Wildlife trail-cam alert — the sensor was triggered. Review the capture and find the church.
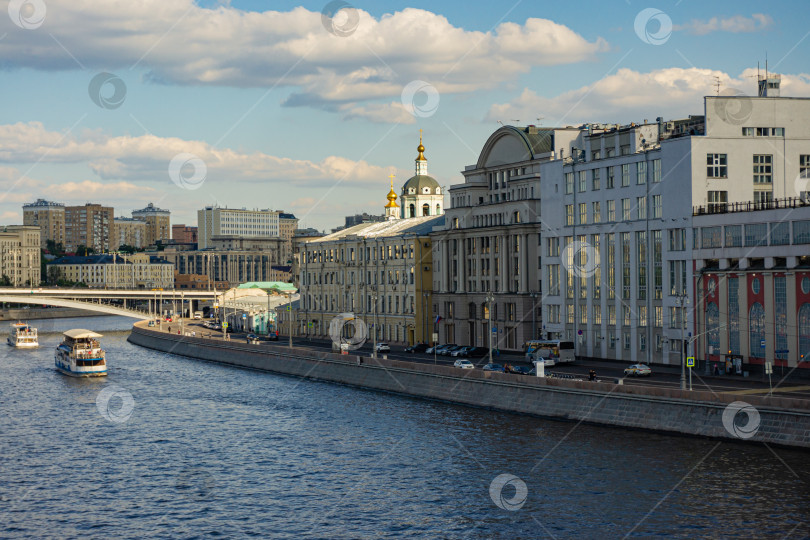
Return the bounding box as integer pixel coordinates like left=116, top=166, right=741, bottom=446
left=384, top=133, right=444, bottom=220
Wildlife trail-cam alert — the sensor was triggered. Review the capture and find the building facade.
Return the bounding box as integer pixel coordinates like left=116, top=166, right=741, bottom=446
left=540, top=83, right=810, bottom=368
left=294, top=214, right=441, bottom=345
left=160, top=246, right=288, bottom=289
left=172, top=224, right=199, bottom=244
left=113, top=217, right=147, bottom=250
left=0, top=225, right=41, bottom=286
left=278, top=213, right=298, bottom=263
left=23, top=199, right=65, bottom=248
left=197, top=206, right=280, bottom=249
left=49, top=253, right=174, bottom=289
left=432, top=125, right=547, bottom=351
left=132, top=203, right=170, bottom=246
left=65, top=203, right=114, bottom=253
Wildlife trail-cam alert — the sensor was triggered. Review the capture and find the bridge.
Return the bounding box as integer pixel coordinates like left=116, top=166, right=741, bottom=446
left=0, top=288, right=222, bottom=320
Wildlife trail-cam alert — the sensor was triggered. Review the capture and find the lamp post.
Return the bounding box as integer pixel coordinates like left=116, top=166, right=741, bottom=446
left=530, top=291, right=539, bottom=341
left=288, top=290, right=293, bottom=348
left=676, top=293, right=688, bottom=390
left=371, top=288, right=378, bottom=359
left=486, top=290, right=494, bottom=365
left=422, top=292, right=429, bottom=344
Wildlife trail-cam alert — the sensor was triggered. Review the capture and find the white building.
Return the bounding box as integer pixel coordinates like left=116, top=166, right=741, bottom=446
left=540, top=78, right=810, bottom=369
left=197, top=206, right=281, bottom=249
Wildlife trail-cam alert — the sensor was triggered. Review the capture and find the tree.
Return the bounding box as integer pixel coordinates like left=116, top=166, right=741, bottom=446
left=75, top=245, right=95, bottom=257
left=0, top=275, right=11, bottom=286
left=45, top=240, right=65, bottom=257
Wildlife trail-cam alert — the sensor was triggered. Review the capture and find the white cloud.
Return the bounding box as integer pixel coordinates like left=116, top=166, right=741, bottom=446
left=341, top=102, right=416, bottom=124
left=0, top=122, right=393, bottom=187
left=0, top=2, right=606, bottom=110
left=675, top=14, right=773, bottom=35
left=487, top=68, right=810, bottom=126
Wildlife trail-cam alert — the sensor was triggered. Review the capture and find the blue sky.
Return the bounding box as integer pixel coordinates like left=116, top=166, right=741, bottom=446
left=0, top=0, right=808, bottom=232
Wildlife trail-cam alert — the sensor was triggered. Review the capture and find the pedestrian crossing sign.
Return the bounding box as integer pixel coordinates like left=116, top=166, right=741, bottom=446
left=686, top=356, right=695, bottom=367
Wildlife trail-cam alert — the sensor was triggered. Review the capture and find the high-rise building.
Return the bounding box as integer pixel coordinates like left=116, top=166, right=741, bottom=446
left=278, top=213, right=298, bottom=264
left=113, top=217, right=147, bottom=250
left=0, top=225, right=41, bottom=286
left=65, top=203, right=114, bottom=253
left=23, top=199, right=65, bottom=249
left=171, top=224, right=198, bottom=244
left=197, top=206, right=280, bottom=249
left=132, top=203, right=170, bottom=246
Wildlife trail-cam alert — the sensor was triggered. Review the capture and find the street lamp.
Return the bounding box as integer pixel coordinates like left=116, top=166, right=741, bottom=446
left=530, top=291, right=539, bottom=341
left=676, top=293, right=688, bottom=390
left=486, top=290, right=495, bottom=365
left=371, top=288, right=378, bottom=359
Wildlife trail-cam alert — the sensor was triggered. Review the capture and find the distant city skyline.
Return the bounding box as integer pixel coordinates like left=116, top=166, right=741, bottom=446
left=1, top=0, right=808, bottom=231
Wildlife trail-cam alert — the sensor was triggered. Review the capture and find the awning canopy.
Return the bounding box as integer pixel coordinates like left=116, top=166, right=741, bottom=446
left=63, top=329, right=103, bottom=339
left=236, top=281, right=297, bottom=293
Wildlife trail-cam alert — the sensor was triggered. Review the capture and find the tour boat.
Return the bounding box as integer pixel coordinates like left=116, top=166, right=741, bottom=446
left=7, top=322, right=38, bottom=348
left=55, top=329, right=107, bottom=377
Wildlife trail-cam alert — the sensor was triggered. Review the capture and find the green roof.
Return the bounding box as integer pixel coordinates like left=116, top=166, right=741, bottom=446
left=237, top=281, right=297, bottom=292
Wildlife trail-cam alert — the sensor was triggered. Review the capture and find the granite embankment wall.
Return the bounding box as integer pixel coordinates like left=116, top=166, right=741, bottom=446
left=128, top=325, right=810, bottom=449
left=0, top=307, right=98, bottom=320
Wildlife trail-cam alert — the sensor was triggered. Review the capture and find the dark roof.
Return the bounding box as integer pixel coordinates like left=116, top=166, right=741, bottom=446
left=402, top=174, right=440, bottom=191
left=51, top=254, right=172, bottom=265
left=279, top=213, right=297, bottom=220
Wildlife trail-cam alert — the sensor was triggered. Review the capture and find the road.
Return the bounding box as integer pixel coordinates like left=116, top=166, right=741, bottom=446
left=170, top=318, right=810, bottom=401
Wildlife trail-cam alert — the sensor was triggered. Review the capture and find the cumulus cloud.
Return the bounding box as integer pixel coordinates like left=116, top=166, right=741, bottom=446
left=0, top=122, right=393, bottom=187
left=486, top=68, right=810, bottom=126
left=0, top=2, right=606, bottom=111
left=675, top=14, right=773, bottom=35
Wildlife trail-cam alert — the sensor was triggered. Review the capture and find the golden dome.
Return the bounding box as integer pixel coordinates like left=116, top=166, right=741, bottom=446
left=385, top=175, right=399, bottom=208
left=416, top=130, right=426, bottom=161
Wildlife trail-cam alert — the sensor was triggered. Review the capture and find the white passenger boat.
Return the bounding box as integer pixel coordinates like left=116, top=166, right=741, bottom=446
left=55, top=329, right=107, bottom=377
left=7, top=322, right=38, bottom=348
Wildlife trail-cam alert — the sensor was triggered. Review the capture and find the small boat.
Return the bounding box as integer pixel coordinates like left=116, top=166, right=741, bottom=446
left=55, top=329, right=107, bottom=377
left=7, top=322, right=38, bottom=348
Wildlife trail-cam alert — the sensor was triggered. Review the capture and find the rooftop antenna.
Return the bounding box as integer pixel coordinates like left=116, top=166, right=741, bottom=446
left=536, top=116, right=544, bottom=125
left=713, top=76, right=722, bottom=95
left=497, top=120, right=504, bottom=126
left=511, top=119, right=521, bottom=124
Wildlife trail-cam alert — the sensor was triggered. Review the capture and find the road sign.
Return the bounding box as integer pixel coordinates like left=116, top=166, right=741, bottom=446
left=432, top=332, right=438, bottom=342
left=686, top=356, right=695, bottom=367
left=775, top=349, right=789, bottom=354
left=222, top=322, right=228, bottom=328
left=577, top=330, right=583, bottom=336
left=242, top=314, right=247, bottom=319
left=761, top=339, right=766, bottom=348
left=765, top=362, right=773, bottom=375
left=492, top=327, right=497, bottom=333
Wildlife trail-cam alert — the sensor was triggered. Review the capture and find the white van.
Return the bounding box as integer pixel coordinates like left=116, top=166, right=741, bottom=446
left=193, top=311, right=203, bottom=320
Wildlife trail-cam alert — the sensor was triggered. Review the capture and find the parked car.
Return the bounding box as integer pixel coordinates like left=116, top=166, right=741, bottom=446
left=265, top=333, right=279, bottom=341
left=510, top=365, right=534, bottom=375
left=429, top=344, right=455, bottom=355
left=246, top=333, right=259, bottom=340
left=450, top=346, right=472, bottom=357
left=376, top=343, right=391, bottom=353
left=453, top=359, right=475, bottom=369
left=147, top=321, right=155, bottom=327
left=405, top=343, right=429, bottom=354
left=624, top=364, right=652, bottom=377
left=441, top=345, right=464, bottom=356
left=464, top=347, right=489, bottom=359
left=482, top=363, right=505, bottom=372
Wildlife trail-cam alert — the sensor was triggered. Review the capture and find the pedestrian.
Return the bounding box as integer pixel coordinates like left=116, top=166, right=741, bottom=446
left=713, top=362, right=719, bottom=376
left=588, top=369, right=596, bottom=382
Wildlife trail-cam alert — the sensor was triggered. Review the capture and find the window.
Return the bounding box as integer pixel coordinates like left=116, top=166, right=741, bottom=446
left=753, top=155, right=772, bottom=184
left=793, top=220, right=810, bottom=244
left=607, top=166, right=615, bottom=188
left=638, top=306, right=647, bottom=327
left=725, top=225, right=742, bottom=247
left=623, top=305, right=631, bottom=326
left=637, top=161, right=647, bottom=184
left=592, top=202, right=601, bottom=223
left=655, top=305, right=663, bottom=327
left=547, top=304, right=560, bottom=324
left=567, top=304, right=574, bottom=324
left=668, top=229, right=686, bottom=251
left=548, top=265, right=560, bottom=295
left=593, top=304, right=602, bottom=324
left=637, top=231, right=647, bottom=300
left=592, top=150, right=601, bottom=160
left=707, top=154, right=727, bottom=178
left=547, top=237, right=560, bottom=257
left=608, top=304, right=616, bottom=325
left=701, top=227, right=722, bottom=248
left=745, top=223, right=768, bottom=247
left=621, top=232, right=631, bottom=299
left=742, top=127, right=754, bottom=136
left=592, top=169, right=601, bottom=190
left=565, top=205, right=574, bottom=226
left=652, top=195, right=662, bottom=218
left=707, top=191, right=727, bottom=212
left=621, top=198, right=631, bottom=221
left=771, top=222, right=790, bottom=246
left=800, top=156, right=810, bottom=200
left=754, top=191, right=773, bottom=206
left=749, top=303, right=765, bottom=357
left=579, top=203, right=587, bottom=225
left=579, top=171, right=587, bottom=192
left=637, top=197, right=647, bottom=219
left=621, top=164, right=630, bottom=187
left=565, top=172, right=574, bottom=194
left=799, top=303, right=810, bottom=362
left=652, top=159, right=661, bottom=183
left=607, top=200, right=616, bottom=222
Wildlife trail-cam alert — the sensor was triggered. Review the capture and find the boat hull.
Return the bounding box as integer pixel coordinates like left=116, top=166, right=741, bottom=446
left=7, top=338, right=39, bottom=348
left=55, top=364, right=107, bottom=377
left=55, top=351, right=107, bottom=377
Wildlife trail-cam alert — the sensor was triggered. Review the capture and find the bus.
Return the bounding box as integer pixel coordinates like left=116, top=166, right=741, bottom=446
left=524, top=340, right=576, bottom=366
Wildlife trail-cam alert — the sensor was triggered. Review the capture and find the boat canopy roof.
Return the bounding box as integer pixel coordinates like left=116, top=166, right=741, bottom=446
left=63, top=329, right=103, bottom=339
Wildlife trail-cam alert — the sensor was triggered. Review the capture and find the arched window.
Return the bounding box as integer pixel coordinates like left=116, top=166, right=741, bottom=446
left=482, top=303, right=489, bottom=320
left=436, top=203, right=441, bottom=215
left=409, top=204, right=415, bottom=218
left=469, top=302, right=476, bottom=319
left=436, top=187, right=441, bottom=194
left=799, top=303, right=810, bottom=362
left=422, top=203, right=430, bottom=216
left=749, top=302, right=765, bottom=357
left=707, top=302, right=719, bottom=354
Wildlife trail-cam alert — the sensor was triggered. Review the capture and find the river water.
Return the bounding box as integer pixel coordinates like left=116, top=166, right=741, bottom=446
left=1, top=316, right=808, bottom=539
